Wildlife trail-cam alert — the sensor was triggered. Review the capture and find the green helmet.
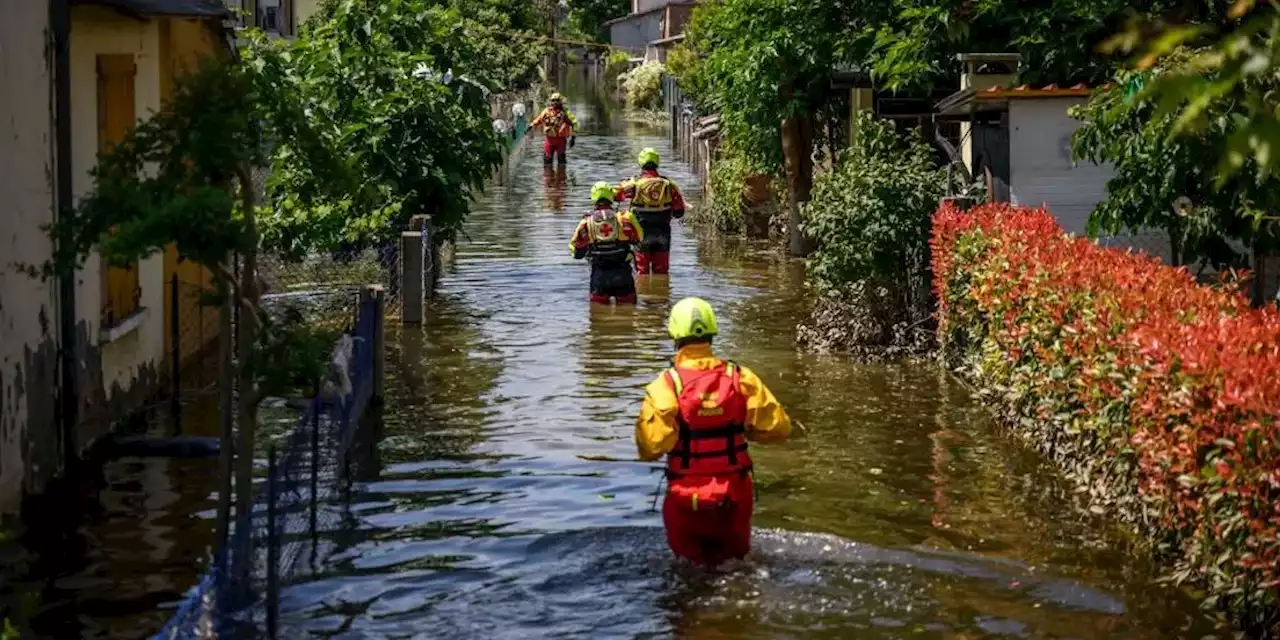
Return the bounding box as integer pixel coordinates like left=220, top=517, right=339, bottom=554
left=638, top=147, right=660, bottom=168
left=668, top=297, right=718, bottom=340
left=590, top=181, right=614, bottom=203
left=550, top=92, right=564, bottom=103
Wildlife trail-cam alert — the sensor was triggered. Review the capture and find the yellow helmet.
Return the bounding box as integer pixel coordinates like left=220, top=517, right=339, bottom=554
left=590, top=181, right=614, bottom=203
left=638, top=147, right=660, bottom=167
left=550, top=92, right=564, bottom=102
left=668, top=297, right=718, bottom=340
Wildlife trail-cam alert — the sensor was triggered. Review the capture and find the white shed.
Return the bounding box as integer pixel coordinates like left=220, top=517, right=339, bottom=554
left=937, top=82, right=1172, bottom=263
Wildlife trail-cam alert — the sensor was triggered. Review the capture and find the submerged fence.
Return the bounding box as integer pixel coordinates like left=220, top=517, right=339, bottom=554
left=153, top=286, right=385, bottom=639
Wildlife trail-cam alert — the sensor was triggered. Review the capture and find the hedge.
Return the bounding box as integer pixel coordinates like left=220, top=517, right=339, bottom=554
left=931, top=202, right=1280, bottom=633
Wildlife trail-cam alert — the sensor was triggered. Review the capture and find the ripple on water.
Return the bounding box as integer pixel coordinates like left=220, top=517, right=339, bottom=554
left=280, top=85, right=1219, bottom=640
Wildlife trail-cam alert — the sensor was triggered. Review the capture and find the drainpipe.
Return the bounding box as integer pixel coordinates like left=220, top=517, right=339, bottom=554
left=51, top=0, right=79, bottom=476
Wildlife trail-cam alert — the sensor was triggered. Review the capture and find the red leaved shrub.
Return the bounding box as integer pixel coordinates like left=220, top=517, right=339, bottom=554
left=932, top=202, right=1280, bottom=633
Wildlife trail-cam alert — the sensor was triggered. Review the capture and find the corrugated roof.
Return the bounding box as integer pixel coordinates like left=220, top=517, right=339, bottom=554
left=935, top=82, right=1110, bottom=118
left=71, top=0, right=228, bottom=18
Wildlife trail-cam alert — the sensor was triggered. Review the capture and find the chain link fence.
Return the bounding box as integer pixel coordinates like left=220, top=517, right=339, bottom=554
left=248, top=166, right=403, bottom=328
left=153, top=288, right=384, bottom=640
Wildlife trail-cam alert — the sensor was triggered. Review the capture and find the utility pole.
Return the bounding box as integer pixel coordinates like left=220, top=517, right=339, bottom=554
left=545, top=0, right=559, bottom=88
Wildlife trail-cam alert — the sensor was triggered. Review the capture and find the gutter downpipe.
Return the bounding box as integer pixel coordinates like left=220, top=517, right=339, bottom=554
left=52, top=0, right=80, bottom=478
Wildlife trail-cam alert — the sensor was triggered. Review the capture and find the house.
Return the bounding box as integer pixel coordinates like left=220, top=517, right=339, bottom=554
left=645, top=32, right=683, bottom=64
left=0, top=0, right=229, bottom=515
left=935, top=53, right=1172, bottom=262
left=226, top=0, right=299, bottom=37
left=608, top=0, right=695, bottom=59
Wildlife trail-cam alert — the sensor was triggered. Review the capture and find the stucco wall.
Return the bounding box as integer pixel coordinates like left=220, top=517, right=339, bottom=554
left=69, top=6, right=167, bottom=441
left=295, top=0, right=320, bottom=27
left=610, top=12, right=661, bottom=53
left=0, top=0, right=61, bottom=514
left=665, top=4, right=693, bottom=38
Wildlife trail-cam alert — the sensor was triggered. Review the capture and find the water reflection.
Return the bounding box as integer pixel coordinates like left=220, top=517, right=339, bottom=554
left=542, top=164, right=568, bottom=213
left=273, top=76, right=1221, bottom=639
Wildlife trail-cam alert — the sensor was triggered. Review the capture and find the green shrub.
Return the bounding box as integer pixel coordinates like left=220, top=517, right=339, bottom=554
left=604, top=49, right=631, bottom=81
left=802, top=114, right=945, bottom=291
left=618, top=60, right=665, bottom=111
left=694, top=143, right=779, bottom=234
left=934, top=203, right=1280, bottom=635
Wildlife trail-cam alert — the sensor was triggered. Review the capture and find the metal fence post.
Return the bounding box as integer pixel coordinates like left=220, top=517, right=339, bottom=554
left=309, top=382, right=320, bottom=563
left=170, top=273, right=181, bottom=435
left=361, top=285, right=386, bottom=403
left=266, top=445, right=279, bottom=639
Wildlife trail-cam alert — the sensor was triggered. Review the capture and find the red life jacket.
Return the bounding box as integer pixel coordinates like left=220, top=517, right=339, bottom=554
left=664, top=361, right=752, bottom=477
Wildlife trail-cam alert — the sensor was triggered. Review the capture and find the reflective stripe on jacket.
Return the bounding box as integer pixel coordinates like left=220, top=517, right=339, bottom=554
left=531, top=106, right=578, bottom=138
left=570, top=207, right=643, bottom=261
left=616, top=170, right=686, bottom=218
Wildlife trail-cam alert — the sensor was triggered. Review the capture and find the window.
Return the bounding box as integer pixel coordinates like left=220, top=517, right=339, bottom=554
left=97, top=54, right=142, bottom=329
left=262, top=6, right=279, bottom=31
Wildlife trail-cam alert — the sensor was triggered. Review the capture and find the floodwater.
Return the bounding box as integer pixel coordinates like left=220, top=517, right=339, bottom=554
left=1, top=74, right=1221, bottom=639
left=281, top=81, right=1221, bottom=637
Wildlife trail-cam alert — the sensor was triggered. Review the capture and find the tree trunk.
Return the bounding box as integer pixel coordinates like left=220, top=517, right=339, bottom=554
left=233, top=164, right=260, bottom=577
left=782, top=114, right=816, bottom=256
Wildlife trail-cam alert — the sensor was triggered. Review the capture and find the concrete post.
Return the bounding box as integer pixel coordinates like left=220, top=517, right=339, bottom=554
left=400, top=222, right=425, bottom=327
left=361, top=284, right=386, bottom=402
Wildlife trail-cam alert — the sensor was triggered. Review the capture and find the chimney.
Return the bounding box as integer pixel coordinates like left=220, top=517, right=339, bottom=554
left=957, top=53, right=1021, bottom=92
left=956, top=53, right=1020, bottom=177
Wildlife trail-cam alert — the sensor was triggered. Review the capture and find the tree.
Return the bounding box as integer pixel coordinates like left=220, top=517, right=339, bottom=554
left=43, top=0, right=545, bottom=563
left=269, top=0, right=545, bottom=252
left=1070, top=1, right=1280, bottom=272
left=676, top=0, right=859, bottom=254
left=1102, top=1, right=1280, bottom=184
left=566, top=0, right=628, bottom=43
left=44, top=51, right=349, bottom=559
left=1071, top=64, right=1280, bottom=268
left=672, top=0, right=1232, bottom=255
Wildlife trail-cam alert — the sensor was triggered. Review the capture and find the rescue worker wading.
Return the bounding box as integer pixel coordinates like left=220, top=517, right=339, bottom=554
left=571, top=182, right=644, bottom=305
left=616, top=148, right=685, bottom=275
left=528, top=92, right=578, bottom=167
left=635, top=298, right=792, bottom=566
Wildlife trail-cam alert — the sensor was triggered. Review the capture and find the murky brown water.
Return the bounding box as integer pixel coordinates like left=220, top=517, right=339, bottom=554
left=280, top=86, right=1221, bottom=638
left=4, top=75, right=1223, bottom=639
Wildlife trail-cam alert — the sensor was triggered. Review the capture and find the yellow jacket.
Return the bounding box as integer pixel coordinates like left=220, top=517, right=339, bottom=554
left=635, top=343, right=792, bottom=461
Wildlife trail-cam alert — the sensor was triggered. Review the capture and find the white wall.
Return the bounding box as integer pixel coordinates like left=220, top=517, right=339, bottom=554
left=70, top=7, right=168, bottom=403
left=0, top=0, right=61, bottom=514
left=295, top=0, right=320, bottom=26
left=1009, top=98, right=1172, bottom=262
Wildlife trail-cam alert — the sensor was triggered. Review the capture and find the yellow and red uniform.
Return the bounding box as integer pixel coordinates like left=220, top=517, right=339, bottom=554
left=615, top=169, right=685, bottom=274
left=530, top=105, right=578, bottom=165
left=635, top=343, right=791, bottom=565
left=570, top=205, right=643, bottom=304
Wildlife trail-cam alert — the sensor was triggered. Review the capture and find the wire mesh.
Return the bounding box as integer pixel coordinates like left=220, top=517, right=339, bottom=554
left=152, top=291, right=380, bottom=640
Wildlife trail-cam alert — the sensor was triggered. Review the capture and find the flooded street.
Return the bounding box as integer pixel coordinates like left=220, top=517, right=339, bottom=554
left=279, top=85, right=1219, bottom=638
left=0, top=81, right=1219, bottom=639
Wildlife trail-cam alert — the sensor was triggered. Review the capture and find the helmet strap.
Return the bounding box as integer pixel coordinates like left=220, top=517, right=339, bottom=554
left=674, top=336, right=713, bottom=350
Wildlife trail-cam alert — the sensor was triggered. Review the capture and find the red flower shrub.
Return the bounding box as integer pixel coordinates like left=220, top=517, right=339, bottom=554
left=932, top=202, right=1280, bottom=633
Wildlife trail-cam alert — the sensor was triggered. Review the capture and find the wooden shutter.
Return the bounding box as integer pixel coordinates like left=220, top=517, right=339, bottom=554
left=97, top=54, right=141, bottom=328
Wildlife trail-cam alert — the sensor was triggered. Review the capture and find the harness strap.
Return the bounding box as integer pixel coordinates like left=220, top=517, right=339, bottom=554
left=686, top=443, right=749, bottom=459
left=631, top=206, right=673, bottom=215
left=684, top=425, right=746, bottom=439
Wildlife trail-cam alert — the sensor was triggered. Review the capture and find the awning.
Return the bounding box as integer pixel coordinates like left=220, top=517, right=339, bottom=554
left=648, top=33, right=685, bottom=47
left=935, top=83, right=1100, bottom=119
left=71, top=0, right=229, bottom=18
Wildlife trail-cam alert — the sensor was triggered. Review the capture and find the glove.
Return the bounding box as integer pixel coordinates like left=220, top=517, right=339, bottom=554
left=569, top=136, right=576, bottom=149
